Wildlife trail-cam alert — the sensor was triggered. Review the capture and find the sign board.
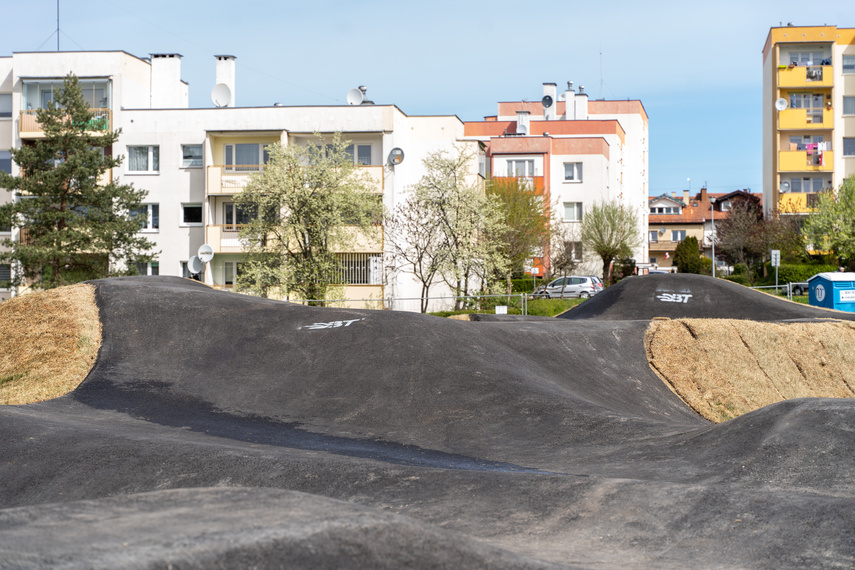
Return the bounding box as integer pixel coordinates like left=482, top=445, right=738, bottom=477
left=495, top=305, right=508, bottom=315
left=841, top=290, right=855, bottom=302
left=771, top=250, right=781, bottom=267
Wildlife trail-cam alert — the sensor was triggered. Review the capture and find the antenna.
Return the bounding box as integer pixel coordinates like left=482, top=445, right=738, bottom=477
left=599, top=44, right=603, bottom=100
left=775, top=98, right=788, bottom=111
left=346, top=88, right=364, bottom=105
left=211, top=83, right=232, bottom=108
left=541, top=95, right=553, bottom=109
left=56, top=0, right=60, bottom=51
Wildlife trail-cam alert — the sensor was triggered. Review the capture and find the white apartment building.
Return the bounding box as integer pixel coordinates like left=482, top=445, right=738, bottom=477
left=463, top=82, right=649, bottom=277
left=0, top=50, right=477, bottom=309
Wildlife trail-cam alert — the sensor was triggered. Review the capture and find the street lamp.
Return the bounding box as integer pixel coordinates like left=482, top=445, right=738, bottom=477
left=709, top=196, right=716, bottom=278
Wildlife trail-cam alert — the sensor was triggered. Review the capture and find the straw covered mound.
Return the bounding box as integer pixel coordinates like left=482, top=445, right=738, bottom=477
left=0, top=284, right=100, bottom=405
left=646, top=318, right=855, bottom=422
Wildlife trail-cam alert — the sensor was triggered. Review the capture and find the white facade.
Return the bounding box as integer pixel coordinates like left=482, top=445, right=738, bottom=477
left=0, top=50, right=476, bottom=310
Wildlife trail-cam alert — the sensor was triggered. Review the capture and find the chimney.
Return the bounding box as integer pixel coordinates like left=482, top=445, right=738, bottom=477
left=214, top=55, right=237, bottom=107
left=683, top=190, right=690, bottom=203
left=542, top=82, right=557, bottom=120
left=516, top=111, right=530, bottom=135
left=576, top=85, right=588, bottom=120
left=565, top=81, right=575, bottom=120
left=150, top=53, right=184, bottom=109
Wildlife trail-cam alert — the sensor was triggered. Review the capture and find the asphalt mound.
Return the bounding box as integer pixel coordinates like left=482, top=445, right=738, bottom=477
left=1, top=276, right=854, bottom=568
left=562, top=273, right=855, bottom=321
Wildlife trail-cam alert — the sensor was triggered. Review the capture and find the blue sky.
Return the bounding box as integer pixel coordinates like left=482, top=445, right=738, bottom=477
left=1, top=1, right=852, bottom=196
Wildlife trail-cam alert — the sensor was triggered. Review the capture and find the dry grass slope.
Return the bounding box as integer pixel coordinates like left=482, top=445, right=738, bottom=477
left=646, top=318, right=855, bottom=422
left=0, top=284, right=101, bottom=405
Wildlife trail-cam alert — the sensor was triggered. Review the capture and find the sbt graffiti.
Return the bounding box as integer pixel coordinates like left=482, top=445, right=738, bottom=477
left=299, top=318, right=364, bottom=330
left=655, top=293, right=693, bottom=304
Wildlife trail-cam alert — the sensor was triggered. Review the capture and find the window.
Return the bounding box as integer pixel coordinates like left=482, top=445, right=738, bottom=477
left=182, top=144, right=202, bottom=167
left=564, top=162, right=583, bottom=182
left=182, top=203, right=203, bottom=225
left=648, top=231, right=659, bottom=243
left=224, top=143, right=268, bottom=172
left=565, top=241, right=583, bottom=262
left=844, top=138, right=855, bottom=157
left=0, top=264, right=10, bottom=287
left=135, top=261, right=159, bottom=276
left=563, top=202, right=583, bottom=222
left=334, top=253, right=382, bottom=285
left=128, top=145, right=159, bottom=173
left=788, top=51, right=827, bottom=66
left=507, top=159, right=534, bottom=177
left=844, top=55, right=855, bottom=74
left=0, top=94, right=11, bottom=118
left=843, top=97, right=855, bottom=116
left=344, top=144, right=373, bottom=166
left=786, top=176, right=826, bottom=193
left=671, top=230, right=686, bottom=242
left=650, top=206, right=681, bottom=215
left=131, top=203, right=159, bottom=231
left=224, top=203, right=253, bottom=229
left=789, top=93, right=825, bottom=123
left=223, top=261, right=243, bottom=286
left=0, top=150, right=11, bottom=174
left=649, top=257, right=657, bottom=264
left=788, top=134, right=825, bottom=150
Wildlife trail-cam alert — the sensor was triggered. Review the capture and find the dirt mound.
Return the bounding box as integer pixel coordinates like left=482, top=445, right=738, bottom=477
left=562, top=273, right=855, bottom=321
left=646, top=318, right=855, bottom=422
left=0, top=284, right=100, bottom=405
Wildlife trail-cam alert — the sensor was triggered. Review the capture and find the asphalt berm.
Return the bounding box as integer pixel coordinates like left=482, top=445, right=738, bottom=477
left=1, top=275, right=854, bottom=569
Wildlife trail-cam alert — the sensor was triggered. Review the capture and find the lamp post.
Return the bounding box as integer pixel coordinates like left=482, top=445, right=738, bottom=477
left=709, top=196, right=716, bottom=278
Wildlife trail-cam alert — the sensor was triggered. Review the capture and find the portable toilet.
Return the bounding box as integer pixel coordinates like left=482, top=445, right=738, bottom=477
left=808, top=272, right=855, bottom=312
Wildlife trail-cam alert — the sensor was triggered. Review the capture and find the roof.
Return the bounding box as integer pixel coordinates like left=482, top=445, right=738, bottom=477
left=648, top=190, right=761, bottom=225
left=808, top=272, right=855, bottom=283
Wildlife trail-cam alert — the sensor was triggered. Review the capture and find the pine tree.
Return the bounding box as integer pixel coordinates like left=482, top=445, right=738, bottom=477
left=0, top=74, right=155, bottom=289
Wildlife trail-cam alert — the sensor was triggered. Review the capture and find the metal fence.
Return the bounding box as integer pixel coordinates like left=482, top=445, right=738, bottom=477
left=290, top=293, right=533, bottom=314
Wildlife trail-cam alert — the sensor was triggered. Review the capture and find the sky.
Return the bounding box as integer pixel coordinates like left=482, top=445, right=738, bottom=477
left=1, top=0, right=852, bottom=197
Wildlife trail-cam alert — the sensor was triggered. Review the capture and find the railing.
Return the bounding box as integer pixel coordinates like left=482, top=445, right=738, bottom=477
left=778, top=150, right=833, bottom=171
left=207, top=164, right=385, bottom=195
left=19, top=108, right=112, bottom=137
left=206, top=225, right=246, bottom=253
left=778, top=108, right=833, bottom=130
left=777, top=64, right=833, bottom=88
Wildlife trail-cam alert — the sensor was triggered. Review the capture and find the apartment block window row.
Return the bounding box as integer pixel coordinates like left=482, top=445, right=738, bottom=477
left=564, top=162, right=583, bottom=182
left=650, top=206, right=680, bottom=215
left=563, top=202, right=583, bottom=222
left=507, top=159, right=535, bottom=177
left=785, top=176, right=827, bottom=193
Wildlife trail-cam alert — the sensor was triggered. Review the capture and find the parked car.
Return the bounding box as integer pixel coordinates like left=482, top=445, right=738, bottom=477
left=788, top=281, right=809, bottom=296
left=532, top=276, right=600, bottom=299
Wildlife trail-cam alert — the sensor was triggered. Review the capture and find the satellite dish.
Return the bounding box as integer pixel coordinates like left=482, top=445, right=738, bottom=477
left=211, top=83, right=232, bottom=108
left=388, top=148, right=404, bottom=166
left=542, top=95, right=553, bottom=108
left=775, top=98, right=788, bottom=111
left=346, top=88, right=364, bottom=106
left=197, top=244, right=214, bottom=263
left=188, top=256, right=204, bottom=275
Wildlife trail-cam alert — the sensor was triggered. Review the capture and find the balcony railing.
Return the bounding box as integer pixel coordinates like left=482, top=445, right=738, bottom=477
left=778, top=150, right=833, bottom=172
left=19, top=108, right=112, bottom=138
left=207, top=164, right=386, bottom=196
left=777, top=64, right=833, bottom=88
left=779, top=192, right=819, bottom=214
left=778, top=108, right=833, bottom=130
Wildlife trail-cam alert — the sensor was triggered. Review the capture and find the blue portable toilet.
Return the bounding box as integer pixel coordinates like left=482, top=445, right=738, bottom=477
left=808, top=272, right=855, bottom=313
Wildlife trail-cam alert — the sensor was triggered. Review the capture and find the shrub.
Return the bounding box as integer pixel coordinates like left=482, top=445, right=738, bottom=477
left=724, top=274, right=750, bottom=286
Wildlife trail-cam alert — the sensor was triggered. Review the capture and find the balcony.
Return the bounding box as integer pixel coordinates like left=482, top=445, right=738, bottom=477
left=778, top=108, right=833, bottom=130
left=778, top=150, right=834, bottom=172
left=779, top=192, right=819, bottom=214
left=207, top=164, right=386, bottom=196
left=205, top=224, right=384, bottom=254
left=19, top=109, right=112, bottom=139
left=777, top=65, right=833, bottom=88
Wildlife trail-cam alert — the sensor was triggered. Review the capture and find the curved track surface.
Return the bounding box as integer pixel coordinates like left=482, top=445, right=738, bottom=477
left=1, top=276, right=854, bottom=568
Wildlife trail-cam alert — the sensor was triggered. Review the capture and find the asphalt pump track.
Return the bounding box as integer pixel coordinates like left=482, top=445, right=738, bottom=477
left=1, top=275, right=854, bottom=568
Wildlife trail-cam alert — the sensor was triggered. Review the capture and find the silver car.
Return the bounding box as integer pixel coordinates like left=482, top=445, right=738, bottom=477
left=533, top=276, right=600, bottom=299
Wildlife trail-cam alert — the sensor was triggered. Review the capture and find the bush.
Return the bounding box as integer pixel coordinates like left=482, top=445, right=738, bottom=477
left=511, top=277, right=545, bottom=293
left=724, top=274, right=751, bottom=286
left=700, top=257, right=713, bottom=276
left=767, top=263, right=838, bottom=284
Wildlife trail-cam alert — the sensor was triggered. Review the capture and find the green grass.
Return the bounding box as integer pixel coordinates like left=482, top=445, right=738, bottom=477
left=430, top=297, right=586, bottom=318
